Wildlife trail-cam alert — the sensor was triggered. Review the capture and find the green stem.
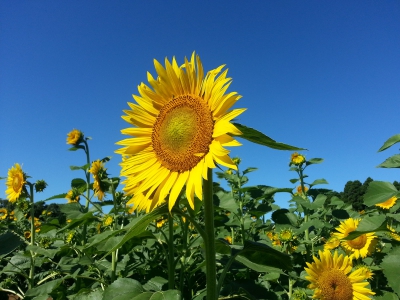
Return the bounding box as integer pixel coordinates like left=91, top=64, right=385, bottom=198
left=167, top=213, right=175, bottom=289
left=28, top=183, right=35, bottom=289
left=110, top=180, right=117, bottom=283
left=298, top=168, right=309, bottom=242
left=204, top=168, right=217, bottom=300
left=216, top=252, right=239, bottom=296
left=82, top=139, right=91, bottom=245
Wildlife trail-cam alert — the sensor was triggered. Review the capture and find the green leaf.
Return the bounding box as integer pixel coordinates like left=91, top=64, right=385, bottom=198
left=289, top=178, right=299, bottom=184
left=0, top=231, right=22, bottom=256
left=377, top=154, right=400, bottom=168
left=142, top=276, right=168, bottom=292
left=364, top=181, right=399, bottom=206
left=101, top=205, right=168, bottom=258
left=103, top=278, right=143, bottom=300
left=272, top=209, right=298, bottom=226
left=380, top=247, right=400, bottom=296
left=214, top=191, right=239, bottom=213
left=86, top=230, right=123, bottom=249
left=344, top=216, right=388, bottom=240
left=310, top=194, right=327, bottom=209
left=378, top=134, right=400, bottom=152
left=69, top=289, right=103, bottom=300
left=309, top=178, right=328, bottom=187
left=70, top=163, right=90, bottom=171
left=375, top=292, right=400, bottom=300
left=57, top=211, right=96, bottom=233
left=237, top=240, right=292, bottom=271
left=243, top=167, right=258, bottom=175
left=44, top=193, right=67, bottom=201
left=215, top=239, right=232, bottom=255
left=26, top=245, right=58, bottom=259
left=306, top=158, right=324, bottom=165
left=296, top=219, right=325, bottom=235
left=71, top=178, right=87, bottom=189
left=24, top=278, right=63, bottom=298
left=233, top=123, right=305, bottom=151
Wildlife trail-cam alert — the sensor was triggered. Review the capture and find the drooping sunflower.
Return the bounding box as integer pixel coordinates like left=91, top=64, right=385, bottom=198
left=324, top=235, right=340, bottom=250
left=0, top=208, right=8, bottom=220
left=333, top=218, right=377, bottom=259
left=65, top=189, right=81, bottom=203
left=89, top=160, right=107, bottom=201
left=5, top=163, right=26, bottom=202
left=305, top=250, right=375, bottom=300
left=375, top=196, right=398, bottom=209
left=66, top=129, right=83, bottom=145
left=387, top=225, right=400, bottom=242
left=116, top=53, right=245, bottom=212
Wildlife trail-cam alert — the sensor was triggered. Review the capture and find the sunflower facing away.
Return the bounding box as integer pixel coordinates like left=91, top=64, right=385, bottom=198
left=89, top=160, right=107, bottom=201
left=116, top=52, right=245, bottom=212
left=5, top=163, right=26, bottom=202
left=375, top=196, right=398, bottom=209
left=333, top=218, right=377, bottom=259
left=305, top=250, right=375, bottom=300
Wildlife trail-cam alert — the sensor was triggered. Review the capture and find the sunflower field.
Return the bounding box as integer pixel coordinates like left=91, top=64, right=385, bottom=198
left=1, top=54, right=400, bottom=300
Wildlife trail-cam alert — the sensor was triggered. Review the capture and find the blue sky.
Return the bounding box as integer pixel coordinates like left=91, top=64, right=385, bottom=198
left=1, top=1, right=399, bottom=208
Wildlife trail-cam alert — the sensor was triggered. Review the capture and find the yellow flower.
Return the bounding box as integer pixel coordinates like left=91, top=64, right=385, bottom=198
left=66, top=231, right=75, bottom=243
left=291, top=152, right=305, bottom=165
left=65, top=189, right=80, bottom=203
left=296, top=185, right=309, bottom=194
left=225, top=236, right=232, bottom=244
left=66, top=129, right=83, bottom=145
left=103, top=215, right=113, bottom=227
left=279, top=229, right=294, bottom=242
left=333, top=218, right=377, bottom=259
left=116, top=52, right=244, bottom=213
left=324, top=236, right=340, bottom=250
left=305, top=250, right=375, bottom=300
left=89, top=160, right=107, bottom=201
left=9, top=210, right=17, bottom=221
left=67, top=219, right=72, bottom=223
left=375, top=196, right=398, bottom=209
left=0, top=208, right=8, bottom=220
left=5, top=163, right=26, bottom=202
left=387, top=225, right=400, bottom=242
left=156, top=218, right=166, bottom=228
left=266, top=231, right=274, bottom=240
left=354, top=265, right=374, bottom=280
left=24, top=231, right=31, bottom=239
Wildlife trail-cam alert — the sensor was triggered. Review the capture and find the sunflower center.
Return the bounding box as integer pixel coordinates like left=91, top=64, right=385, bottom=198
left=347, top=234, right=367, bottom=249
left=13, top=176, right=22, bottom=193
left=152, top=94, right=214, bottom=172
left=318, top=269, right=353, bottom=300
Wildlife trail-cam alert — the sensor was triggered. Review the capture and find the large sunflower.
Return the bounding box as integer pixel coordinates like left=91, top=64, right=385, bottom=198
left=5, top=163, right=26, bottom=202
left=116, top=53, right=244, bottom=212
left=333, top=218, right=377, bottom=259
left=305, top=250, right=375, bottom=300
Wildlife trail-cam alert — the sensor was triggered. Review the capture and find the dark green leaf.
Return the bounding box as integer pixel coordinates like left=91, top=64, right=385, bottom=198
left=233, top=123, right=305, bottom=151
left=332, top=209, right=350, bottom=219
left=0, top=231, right=22, bottom=256
left=215, top=239, right=232, bottom=255
left=378, top=134, right=400, bottom=152
left=44, top=193, right=67, bottom=201
left=214, top=191, right=239, bottom=213
left=243, top=167, right=258, bottom=175
left=142, top=276, right=167, bottom=292
left=309, top=178, right=328, bottom=187
left=24, top=278, right=63, bottom=298
left=272, top=209, right=298, bottom=226
left=103, top=278, right=143, bottom=300
left=306, top=158, right=324, bottom=165
left=310, top=194, right=327, bottom=209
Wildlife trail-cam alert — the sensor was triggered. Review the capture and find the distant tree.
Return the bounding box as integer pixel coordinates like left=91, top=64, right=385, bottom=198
left=341, top=180, right=365, bottom=211
left=393, top=181, right=400, bottom=190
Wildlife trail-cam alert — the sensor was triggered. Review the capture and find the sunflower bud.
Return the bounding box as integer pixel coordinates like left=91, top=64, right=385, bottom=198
left=35, top=180, right=48, bottom=192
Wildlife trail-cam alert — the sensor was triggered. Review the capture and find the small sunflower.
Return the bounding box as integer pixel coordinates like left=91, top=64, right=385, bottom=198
left=296, top=185, right=309, bottom=195
left=103, top=215, right=113, bottom=227
left=224, top=236, right=232, bottom=244
left=156, top=218, right=166, bottom=228
left=0, top=208, right=8, bottom=220
left=116, top=52, right=244, bottom=213
left=333, top=218, right=377, bottom=259
left=387, top=225, right=400, bottom=242
left=279, top=229, right=294, bottom=242
left=5, top=163, right=26, bottom=202
left=375, top=196, right=398, bottom=209
left=89, top=160, right=108, bottom=201
left=354, top=265, right=374, bottom=280
left=65, top=189, right=81, bottom=203
left=324, top=235, right=340, bottom=250
left=9, top=210, right=17, bottom=221
left=305, top=250, right=375, bottom=300
left=24, top=231, right=31, bottom=239
left=66, top=129, right=83, bottom=145
left=291, top=152, right=305, bottom=165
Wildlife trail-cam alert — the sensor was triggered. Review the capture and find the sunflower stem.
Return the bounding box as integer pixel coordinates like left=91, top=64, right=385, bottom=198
left=110, top=179, right=117, bottom=283
left=28, top=183, right=35, bottom=290
left=167, top=213, right=175, bottom=289
left=204, top=168, right=217, bottom=300
left=82, top=139, right=91, bottom=245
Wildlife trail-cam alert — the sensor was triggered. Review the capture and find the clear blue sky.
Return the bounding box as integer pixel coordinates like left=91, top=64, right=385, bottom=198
left=1, top=1, right=399, bottom=208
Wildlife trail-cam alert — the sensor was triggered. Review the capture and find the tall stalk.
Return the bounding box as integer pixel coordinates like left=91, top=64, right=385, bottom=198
left=203, top=168, right=217, bottom=300
left=28, top=183, right=35, bottom=289
left=82, top=139, right=91, bottom=245
left=167, top=213, right=175, bottom=289
left=110, top=179, right=117, bottom=283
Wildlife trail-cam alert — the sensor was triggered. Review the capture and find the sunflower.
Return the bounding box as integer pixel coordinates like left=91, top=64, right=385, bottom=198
left=375, top=196, right=398, bottom=209
left=224, top=236, right=232, bottom=244
left=333, top=218, right=377, bottom=259
left=116, top=52, right=244, bottom=212
left=387, top=225, right=400, bottom=242
left=305, top=250, right=375, bottom=300
left=324, top=235, right=340, bottom=250
left=24, top=231, right=31, bottom=239
left=279, top=228, right=294, bottom=242
left=89, top=160, right=107, bottom=201
left=0, top=208, right=8, bottom=220
left=291, top=152, right=305, bottom=165
left=66, top=129, right=83, bottom=145
left=5, top=163, right=26, bottom=202
left=296, top=185, right=309, bottom=195
left=65, top=189, right=80, bottom=203
left=103, top=215, right=113, bottom=227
